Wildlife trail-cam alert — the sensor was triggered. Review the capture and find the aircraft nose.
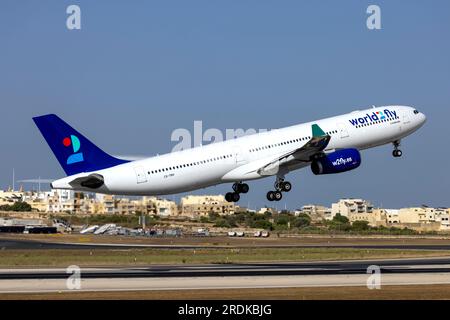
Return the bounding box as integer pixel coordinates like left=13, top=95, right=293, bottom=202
left=411, top=107, right=426, bottom=127
left=419, top=112, right=427, bottom=125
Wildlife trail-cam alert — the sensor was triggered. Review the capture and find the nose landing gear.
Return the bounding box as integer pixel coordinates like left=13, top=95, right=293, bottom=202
left=392, top=140, right=402, bottom=158
left=267, top=190, right=282, bottom=201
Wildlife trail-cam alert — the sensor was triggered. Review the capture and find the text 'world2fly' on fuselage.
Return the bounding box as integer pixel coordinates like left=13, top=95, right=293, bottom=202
left=33, top=105, right=426, bottom=202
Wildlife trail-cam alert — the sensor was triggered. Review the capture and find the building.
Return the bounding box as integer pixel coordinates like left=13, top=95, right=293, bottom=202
left=330, top=198, right=374, bottom=221
left=394, top=207, right=450, bottom=231
left=435, top=208, right=450, bottom=231
left=152, top=198, right=178, bottom=217
left=95, top=194, right=115, bottom=214
left=115, top=198, right=138, bottom=215
left=0, top=190, right=25, bottom=206
left=180, top=195, right=235, bottom=218
left=385, top=209, right=399, bottom=224
left=368, top=208, right=388, bottom=227
left=398, top=207, right=432, bottom=224
left=257, top=207, right=278, bottom=215
left=3, top=188, right=236, bottom=218
left=45, top=190, right=72, bottom=213
left=297, top=205, right=331, bottom=222
left=142, top=197, right=178, bottom=217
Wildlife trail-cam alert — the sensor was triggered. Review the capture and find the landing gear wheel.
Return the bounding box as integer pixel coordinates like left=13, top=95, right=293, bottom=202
left=225, top=192, right=233, bottom=202
left=233, top=182, right=249, bottom=194
left=280, top=181, right=292, bottom=192
left=392, top=150, right=402, bottom=157
left=267, top=191, right=275, bottom=201
left=225, top=192, right=240, bottom=202
left=240, top=183, right=249, bottom=194
left=274, top=191, right=283, bottom=201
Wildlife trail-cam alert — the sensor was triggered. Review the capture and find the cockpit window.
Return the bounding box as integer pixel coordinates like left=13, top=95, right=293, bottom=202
left=413, top=110, right=419, bottom=114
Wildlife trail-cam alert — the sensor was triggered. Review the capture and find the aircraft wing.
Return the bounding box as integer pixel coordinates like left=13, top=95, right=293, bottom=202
left=256, top=124, right=331, bottom=176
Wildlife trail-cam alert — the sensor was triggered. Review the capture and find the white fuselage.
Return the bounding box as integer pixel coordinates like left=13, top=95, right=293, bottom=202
left=52, top=105, right=426, bottom=195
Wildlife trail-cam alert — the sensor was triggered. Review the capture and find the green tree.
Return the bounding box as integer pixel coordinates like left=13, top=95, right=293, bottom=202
left=275, top=216, right=289, bottom=226
left=0, top=204, right=11, bottom=211
left=10, top=201, right=32, bottom=212
left=214, top=218, right=232, bottom=228
left=251, top=219, right=273, bottom=230
left=352, top=220, right=370, bottom=231
left=327, top=213, right=351, bottom=231
left=263, top=211, right=272, bottom=218
left=332, top=213, right=349, bottom=224
left=208, top=212, right=220, bottom=221
left=293, top=215, right=311, bottom=228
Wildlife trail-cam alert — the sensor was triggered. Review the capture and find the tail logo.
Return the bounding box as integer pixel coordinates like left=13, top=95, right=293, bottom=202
left=63, top=135, right=84, bottom=164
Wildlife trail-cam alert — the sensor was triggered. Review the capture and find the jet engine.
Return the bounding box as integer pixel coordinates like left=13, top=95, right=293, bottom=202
left=311, top=148, right=361, bottom=175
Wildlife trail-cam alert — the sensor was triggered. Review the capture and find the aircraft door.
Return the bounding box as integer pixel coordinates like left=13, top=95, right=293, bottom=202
left=402, top=111, right=411, bottom=125
left=233, top=145, right=246, bottom=164
left=337, top=123, right=349, bottom=138
left=134, top=166, right=147, bottom=184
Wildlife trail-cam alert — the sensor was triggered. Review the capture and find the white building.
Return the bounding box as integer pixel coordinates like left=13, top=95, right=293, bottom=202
left=257, top=207, right=278, bottom=215
left=330, top=198, right=374, bottom=221
left=0, top=190, right=24, bottom=205
left=385, top=209, right=399, bottom=224
left=45, top=189, right=76, bottom=213
left=396, top=207, right=450, bottom=231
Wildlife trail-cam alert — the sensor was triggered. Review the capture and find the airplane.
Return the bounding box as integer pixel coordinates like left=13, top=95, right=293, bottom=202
left=33, top=105, right=426, bottom=202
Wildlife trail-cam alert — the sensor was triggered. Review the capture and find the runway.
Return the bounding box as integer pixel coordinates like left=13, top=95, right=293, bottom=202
left=2, top=257, right=450, bottom=279
left=1, top=257, right=450, bottom=293
left=3, top=237, right=450, bottom=250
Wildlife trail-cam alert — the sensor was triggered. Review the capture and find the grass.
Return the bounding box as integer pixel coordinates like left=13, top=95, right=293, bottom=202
left=0, top=247, right=449, bottom=267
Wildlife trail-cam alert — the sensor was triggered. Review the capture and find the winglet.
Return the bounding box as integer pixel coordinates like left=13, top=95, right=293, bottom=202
left=312, top=124, right=326, bottom=137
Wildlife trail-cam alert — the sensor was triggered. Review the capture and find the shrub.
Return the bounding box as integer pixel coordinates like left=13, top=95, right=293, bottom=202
left=351, top=220, right=370, bottom=231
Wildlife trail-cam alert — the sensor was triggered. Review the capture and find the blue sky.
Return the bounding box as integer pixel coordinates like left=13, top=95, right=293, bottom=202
left=1, top=1, right=449, bottom=209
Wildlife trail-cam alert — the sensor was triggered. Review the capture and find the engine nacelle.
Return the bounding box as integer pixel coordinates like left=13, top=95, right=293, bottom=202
left=311, top=148, right=361, bottom=175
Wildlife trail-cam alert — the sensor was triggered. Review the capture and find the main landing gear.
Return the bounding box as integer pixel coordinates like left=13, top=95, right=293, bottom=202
left=392, top=140, right=402, bottom=158
left=225, top=182, right=249, bottom=202
left=266, top=177, right=292, bottom=202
